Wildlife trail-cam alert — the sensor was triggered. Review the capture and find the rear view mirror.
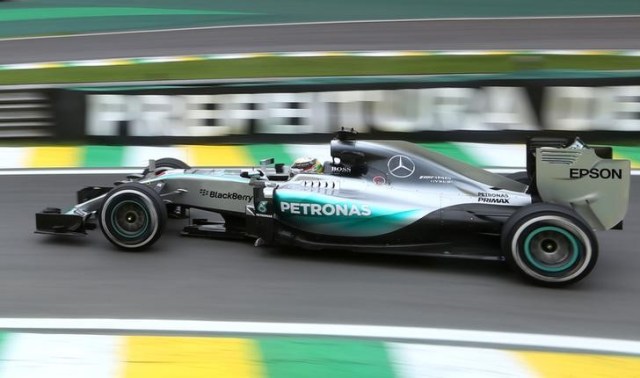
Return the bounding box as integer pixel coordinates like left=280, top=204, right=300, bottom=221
left=260, top=158, right=275, bottom=167
left=240, top=171, right=263, bottom=179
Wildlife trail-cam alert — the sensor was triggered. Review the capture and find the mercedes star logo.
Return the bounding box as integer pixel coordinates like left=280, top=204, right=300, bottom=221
left=387, top=155, right=415, bottom=178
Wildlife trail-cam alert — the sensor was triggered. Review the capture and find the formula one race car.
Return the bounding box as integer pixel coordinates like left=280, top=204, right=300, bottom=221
left=35, top=130, right=630, bottom=286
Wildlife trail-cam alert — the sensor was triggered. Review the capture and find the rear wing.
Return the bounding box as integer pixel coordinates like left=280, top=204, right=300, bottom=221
left=532, top=139, right=630, bottom=230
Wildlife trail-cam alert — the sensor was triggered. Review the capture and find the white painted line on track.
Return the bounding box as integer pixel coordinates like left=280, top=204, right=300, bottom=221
left=0, top=318, right=639, bottom=355
left=0, top=15, right=638, bottom=42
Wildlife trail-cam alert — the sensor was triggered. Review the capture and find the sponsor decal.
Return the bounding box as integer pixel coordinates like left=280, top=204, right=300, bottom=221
left=419, top=175, right=452, bottom=184
left=569, top=168, right=623, bottom=180
left=478, top=192, right=510, bottom=204
left=387, top=155, right=415, bottom=178
left=373, top=176, right=386, bottom=185
left=280, top=202, right=371, bottom=217
left=199, top=189, right=252, bottom=201
left=331, top=165, right=352, bottom=174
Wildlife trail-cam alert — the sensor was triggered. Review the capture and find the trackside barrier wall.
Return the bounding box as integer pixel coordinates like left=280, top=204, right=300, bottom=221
left=2, top=70, right=640, bottom=145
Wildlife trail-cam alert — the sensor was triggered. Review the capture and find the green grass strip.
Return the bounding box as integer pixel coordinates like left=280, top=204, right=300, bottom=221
left=2, top=55, right=639, bottom=85
left=258, top=337, right=396, bottom=378
left=0, top=8, right=254, bottom=22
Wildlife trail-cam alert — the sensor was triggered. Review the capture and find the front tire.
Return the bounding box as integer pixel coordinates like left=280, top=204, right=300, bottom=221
left=142, top=157, right=190, bottom=176
left=99, top=183, right=167, bottom=251
left=501, top=204, right=598, bottom=287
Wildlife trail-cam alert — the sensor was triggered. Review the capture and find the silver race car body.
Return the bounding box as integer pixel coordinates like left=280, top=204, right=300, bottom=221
left=36, top=131, right=630, bottom=286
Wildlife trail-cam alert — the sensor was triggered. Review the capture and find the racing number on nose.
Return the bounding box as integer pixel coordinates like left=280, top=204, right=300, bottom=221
left=388, top=155, right=415, bottom=178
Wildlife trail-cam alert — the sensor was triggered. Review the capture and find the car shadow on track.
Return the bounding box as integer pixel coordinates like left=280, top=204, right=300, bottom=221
left=262, top=246, right=517, bottom=283
left=34, top=234, right=94, bottom=248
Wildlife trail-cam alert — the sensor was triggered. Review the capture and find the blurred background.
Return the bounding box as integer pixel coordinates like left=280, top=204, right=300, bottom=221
left=1, top=0, right=639, bottom=169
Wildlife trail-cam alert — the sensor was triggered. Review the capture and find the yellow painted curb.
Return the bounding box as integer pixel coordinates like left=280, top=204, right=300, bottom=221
left=122, top=336, right=263, bottom=378
left=185, top=145, right=253, bottom=167
left=26, top=147, right=82, bottom=168
left=516, top=350, right=640, bottom=378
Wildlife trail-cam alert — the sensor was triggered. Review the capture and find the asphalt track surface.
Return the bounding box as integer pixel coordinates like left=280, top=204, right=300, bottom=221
left=1, top=17, right=640, bottom=64
left=1, top=173, right=639, bottom=341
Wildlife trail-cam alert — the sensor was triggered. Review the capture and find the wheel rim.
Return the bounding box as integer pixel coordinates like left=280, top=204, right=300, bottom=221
left=101, top=189, right=160, bottom=249
left=511, top=215, right=592, bottom=283
left=111, top=200, right=150, bottom=238
left=523, top=226, right=579, bottom=273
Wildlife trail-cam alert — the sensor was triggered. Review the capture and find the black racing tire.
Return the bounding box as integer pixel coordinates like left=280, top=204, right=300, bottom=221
left=501, top=203, right=598, bottom=287
left=142, top=158, right=190, bottom=176
left=99, top=182, right=167, bottom=251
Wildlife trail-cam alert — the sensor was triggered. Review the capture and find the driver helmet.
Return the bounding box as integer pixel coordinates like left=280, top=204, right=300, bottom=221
left=291, top=157, right=323, bottom=175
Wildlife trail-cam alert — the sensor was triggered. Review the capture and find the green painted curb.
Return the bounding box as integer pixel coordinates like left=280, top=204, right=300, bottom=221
left=258, top=338, right=395, bottom=378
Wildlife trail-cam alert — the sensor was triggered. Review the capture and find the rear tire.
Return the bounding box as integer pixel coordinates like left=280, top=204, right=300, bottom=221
left=99, top=183, right=167, bottom=251
left=501, top=203, right=598, bottom=287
